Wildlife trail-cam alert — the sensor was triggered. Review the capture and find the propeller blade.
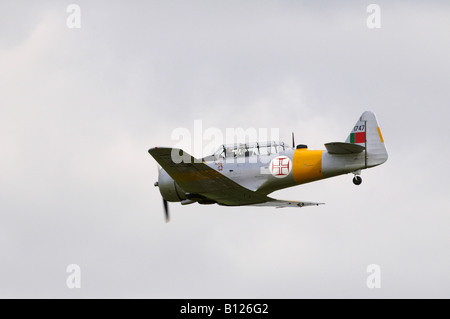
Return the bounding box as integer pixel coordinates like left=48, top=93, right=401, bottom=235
left=163, top=199, right=170, bottom=223
left=155, top=164, right=170, bottom=222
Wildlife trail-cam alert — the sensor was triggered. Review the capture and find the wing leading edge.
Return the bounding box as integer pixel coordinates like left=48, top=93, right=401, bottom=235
left=148, top=147, right=323, bottom=208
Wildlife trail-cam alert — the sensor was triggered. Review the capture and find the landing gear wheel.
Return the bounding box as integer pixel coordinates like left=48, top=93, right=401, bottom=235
left=353, top=176, right=362, bottom=185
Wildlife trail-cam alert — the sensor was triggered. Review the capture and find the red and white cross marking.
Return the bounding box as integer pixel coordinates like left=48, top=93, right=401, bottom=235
left=270, top=156, right=291, bottom=178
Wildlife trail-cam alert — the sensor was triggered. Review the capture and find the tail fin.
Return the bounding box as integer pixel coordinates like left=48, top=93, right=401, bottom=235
left=345, top=111, right=388, bottom=168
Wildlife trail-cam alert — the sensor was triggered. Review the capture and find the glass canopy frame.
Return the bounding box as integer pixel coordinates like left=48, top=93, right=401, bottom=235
left=213, top=141, right=291, bottom=160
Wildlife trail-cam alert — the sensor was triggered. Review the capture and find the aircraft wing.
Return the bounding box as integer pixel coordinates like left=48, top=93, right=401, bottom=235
left=148, top=147, right=271, bottom=206
left=250, top=199, right=325, bottom=208
left=149, top=147, right=324, bottom=208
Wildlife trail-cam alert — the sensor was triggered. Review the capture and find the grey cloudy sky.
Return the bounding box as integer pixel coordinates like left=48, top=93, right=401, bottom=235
left=1, top=0, right=449, bottom=298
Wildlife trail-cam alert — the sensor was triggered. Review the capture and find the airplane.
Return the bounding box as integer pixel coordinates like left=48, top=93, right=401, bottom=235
left=148, top=111, right=388, bottom=222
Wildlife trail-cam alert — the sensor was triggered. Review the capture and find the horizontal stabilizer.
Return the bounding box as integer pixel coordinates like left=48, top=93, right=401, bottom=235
left=324, top=142, right=365, bottom=154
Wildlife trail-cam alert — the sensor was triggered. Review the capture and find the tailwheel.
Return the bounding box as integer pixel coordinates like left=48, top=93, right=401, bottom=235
left=353, top=175, right=362, bottom=185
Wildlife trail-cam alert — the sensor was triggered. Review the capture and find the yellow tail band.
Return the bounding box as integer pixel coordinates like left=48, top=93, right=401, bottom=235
left=377, top=127, right=384, bottom=143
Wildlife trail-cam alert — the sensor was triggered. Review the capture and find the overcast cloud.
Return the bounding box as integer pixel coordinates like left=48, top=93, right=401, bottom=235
left=0, top=0, right=449, bottom=298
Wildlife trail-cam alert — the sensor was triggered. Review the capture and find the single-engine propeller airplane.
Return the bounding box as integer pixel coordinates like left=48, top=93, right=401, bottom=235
left=149, top=111, right=388, bottom=222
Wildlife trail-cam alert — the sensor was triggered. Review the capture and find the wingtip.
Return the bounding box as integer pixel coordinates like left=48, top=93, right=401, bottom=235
left=148, top=147, right=162, bottom=155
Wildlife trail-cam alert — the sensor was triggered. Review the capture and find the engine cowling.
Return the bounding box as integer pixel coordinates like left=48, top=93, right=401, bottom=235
left=157, top=169, right=187, bottom=202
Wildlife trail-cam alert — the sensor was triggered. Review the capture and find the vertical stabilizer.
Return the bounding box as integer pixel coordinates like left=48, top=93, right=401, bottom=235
left=345, top=111, right=388, bottom=168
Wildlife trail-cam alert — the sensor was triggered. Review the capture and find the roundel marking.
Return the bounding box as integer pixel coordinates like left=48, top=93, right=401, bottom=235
left=269, top=156, right=291, bottom=178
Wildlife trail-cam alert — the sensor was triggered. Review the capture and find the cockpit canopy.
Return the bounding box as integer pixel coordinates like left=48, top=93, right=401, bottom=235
left=212, top=141, right=291, bottom=160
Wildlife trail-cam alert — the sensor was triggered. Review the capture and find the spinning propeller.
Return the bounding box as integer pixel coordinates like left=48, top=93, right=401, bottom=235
left=162, top=197, right=170, bottom=223
left=155, top=165, right=170, bottom=223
